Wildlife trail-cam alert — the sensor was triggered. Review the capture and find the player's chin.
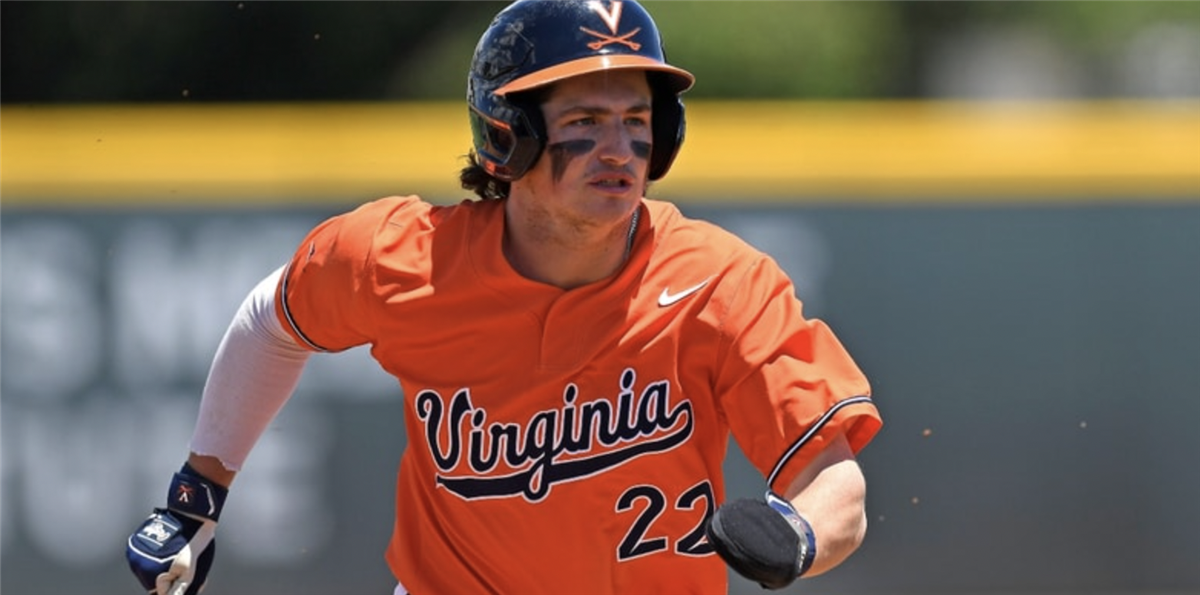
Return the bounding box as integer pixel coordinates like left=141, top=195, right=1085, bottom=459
left=572, top=197, right=637, bottom=230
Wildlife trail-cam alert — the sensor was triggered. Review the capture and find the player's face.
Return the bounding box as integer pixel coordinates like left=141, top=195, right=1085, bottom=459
left=518, top=70, right=653, bottom=225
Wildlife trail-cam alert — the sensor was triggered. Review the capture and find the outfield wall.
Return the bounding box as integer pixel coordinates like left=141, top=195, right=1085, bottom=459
left=2, top=102, right=1198, bottom=595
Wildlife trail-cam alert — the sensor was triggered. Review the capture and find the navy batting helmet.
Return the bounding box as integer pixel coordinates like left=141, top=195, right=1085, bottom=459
left=467, top=0, right=695, bottom=182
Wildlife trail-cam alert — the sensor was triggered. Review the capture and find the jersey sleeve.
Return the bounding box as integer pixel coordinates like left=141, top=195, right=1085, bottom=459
left=714, top=254, right=882, bottom=494
left=274, top=196, right=423, bottom=352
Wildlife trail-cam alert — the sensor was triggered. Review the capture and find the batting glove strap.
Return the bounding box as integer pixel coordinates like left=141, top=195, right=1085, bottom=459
left=765, top=491, right=817, bottom=577
left=166, top=463, right=228, bottom=522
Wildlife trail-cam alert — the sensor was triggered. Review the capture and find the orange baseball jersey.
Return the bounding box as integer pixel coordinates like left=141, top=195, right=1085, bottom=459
left=275, top=195, right=881, bottom=594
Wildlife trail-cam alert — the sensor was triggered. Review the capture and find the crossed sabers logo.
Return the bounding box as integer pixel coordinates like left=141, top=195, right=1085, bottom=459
left=582, top=1, right=641, bottom=51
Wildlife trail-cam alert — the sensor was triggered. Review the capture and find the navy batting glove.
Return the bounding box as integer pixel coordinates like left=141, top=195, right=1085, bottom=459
left=706, top=491, right=817, bottom=590
left=126, top=464, right=228, bottom=595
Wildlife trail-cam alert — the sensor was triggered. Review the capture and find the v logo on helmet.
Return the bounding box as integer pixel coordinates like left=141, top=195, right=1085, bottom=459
left=583, top=1, right=642, bottom=51
left=588, top=1, right=624, bottom=34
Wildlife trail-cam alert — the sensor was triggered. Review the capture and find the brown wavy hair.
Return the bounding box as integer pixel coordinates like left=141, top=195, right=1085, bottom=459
left=459, top=151, right=511, bottom=200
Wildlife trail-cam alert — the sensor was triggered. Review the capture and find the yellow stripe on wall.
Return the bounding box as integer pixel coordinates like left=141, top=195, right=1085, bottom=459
left=1, top=103, right=472, bottom=206
left=2, top=101, right=1198, bottom=207
left=669, top=101, right=1200, bottom=203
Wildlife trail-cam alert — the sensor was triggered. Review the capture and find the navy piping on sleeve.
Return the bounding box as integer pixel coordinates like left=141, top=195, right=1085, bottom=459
left=766, top=395, right=874, bottom=487
left=279, top=263, right=330, bottom=352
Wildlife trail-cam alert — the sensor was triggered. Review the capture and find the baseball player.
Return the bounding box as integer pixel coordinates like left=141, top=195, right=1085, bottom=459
left=125, top=1, right=882, bottom=594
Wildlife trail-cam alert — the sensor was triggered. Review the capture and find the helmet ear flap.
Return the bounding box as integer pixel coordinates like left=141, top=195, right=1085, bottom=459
left=468, top=92, right=546, bottom=182
left=648, top=77, right=686, bottom=181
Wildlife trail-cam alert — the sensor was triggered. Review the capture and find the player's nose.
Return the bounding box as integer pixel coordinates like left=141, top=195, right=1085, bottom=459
left=597, top=123, right=636, bottom=166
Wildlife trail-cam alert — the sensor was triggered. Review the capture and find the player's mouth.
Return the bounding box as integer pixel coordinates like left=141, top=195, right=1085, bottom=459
left=589, top=173, right=636, bottom=193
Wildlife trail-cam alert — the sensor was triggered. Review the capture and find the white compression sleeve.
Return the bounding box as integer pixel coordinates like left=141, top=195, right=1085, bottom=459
left=189, top=266, right=313, bottom=472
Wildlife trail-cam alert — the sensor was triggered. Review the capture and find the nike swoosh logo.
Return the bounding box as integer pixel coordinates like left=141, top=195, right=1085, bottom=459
left=658, top=277, right=712, bottom=307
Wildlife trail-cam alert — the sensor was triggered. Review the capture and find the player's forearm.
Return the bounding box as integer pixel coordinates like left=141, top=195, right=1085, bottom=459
left=187, top=267, right=312, bottom=474
left=783, top=435, right=868, bottom=577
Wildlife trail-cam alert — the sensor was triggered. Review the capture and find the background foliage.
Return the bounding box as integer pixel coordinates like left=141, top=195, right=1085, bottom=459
left=4, top=1, right=1198, bottom=103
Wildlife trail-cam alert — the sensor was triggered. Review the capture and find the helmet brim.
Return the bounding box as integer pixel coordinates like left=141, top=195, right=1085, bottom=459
left=494, top=54, right=695, bottom=96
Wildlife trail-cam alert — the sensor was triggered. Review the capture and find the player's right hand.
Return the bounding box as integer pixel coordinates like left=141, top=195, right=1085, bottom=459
left=126, top=464, right=228, bottom=595
left=706, top=491, right=815, bottom=590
